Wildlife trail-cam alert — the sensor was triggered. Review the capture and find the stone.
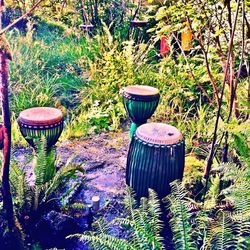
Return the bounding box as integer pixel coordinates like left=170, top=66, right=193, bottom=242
left=34, top=210, right=81, bottom=248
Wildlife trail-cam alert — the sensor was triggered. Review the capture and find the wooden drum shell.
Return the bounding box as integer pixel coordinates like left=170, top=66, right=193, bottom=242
left=18, top=119, right=64, bottom=149
left=126, top=135, right=185, bottom=199
left=122, top=92, right=160, bottom=125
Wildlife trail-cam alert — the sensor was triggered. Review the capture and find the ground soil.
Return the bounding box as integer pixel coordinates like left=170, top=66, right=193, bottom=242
left=12, top=130, right=174, bottom=249
left=12, top=131, right=130, bottom=249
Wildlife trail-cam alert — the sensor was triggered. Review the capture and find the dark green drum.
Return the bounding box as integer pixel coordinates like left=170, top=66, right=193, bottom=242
left=122, top=85, right=160, bottom=138
left=126, top=123, right=185, bottom=198
left=18, top=107, right=64, bottom=150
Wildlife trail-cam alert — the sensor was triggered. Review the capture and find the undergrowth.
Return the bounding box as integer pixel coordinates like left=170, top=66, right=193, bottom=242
left=71, top=163, right=250, bottom=250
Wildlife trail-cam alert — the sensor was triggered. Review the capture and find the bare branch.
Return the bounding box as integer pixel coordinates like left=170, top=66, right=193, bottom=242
left=172, top=32, right=216, bottom=108
left=204, top=0, right=241, bottom=184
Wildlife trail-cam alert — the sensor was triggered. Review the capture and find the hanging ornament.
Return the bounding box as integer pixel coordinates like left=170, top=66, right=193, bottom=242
left=181, top=24, right=193, bottom=51
left=160, top=36, right=170, bottom=56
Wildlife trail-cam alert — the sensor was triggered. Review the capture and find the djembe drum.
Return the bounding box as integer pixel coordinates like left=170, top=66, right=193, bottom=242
left=18, top=107, right=64, bottom=150
left=122, top=85, right=160, bottom=138
left=126, top=123, right=185, bottom=199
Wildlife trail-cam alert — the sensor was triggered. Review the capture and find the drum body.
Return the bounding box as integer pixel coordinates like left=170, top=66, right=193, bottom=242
left=18, top=107, right=64, bottom=150
left=122, top=85, right=160, bottom=138
left=126, top=123, right=185, bottom=198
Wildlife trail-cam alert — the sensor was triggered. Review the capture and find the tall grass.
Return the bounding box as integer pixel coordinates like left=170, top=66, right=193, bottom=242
left=7, top=20, right=245, bottom=153
left=7, top=20, right=94, bottom=145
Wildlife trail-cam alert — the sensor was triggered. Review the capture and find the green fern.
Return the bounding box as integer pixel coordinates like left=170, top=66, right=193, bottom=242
left=204, top=174, right=221, bottom=210
left=167, top=166, right=250, bottom=250
left=209, top=211, right=236, bottom=250
left=43, top=162, right=85, bottom=202
left=9, top=162, right=32, bottom=214
left=165, top=181, right=197, bottom=250
left=221, top=164, right=250, bottom=249
left=69, top=187, right=165, bottom=250
left=74, top=233, right=133, bottom=250
left=232, top=195, right=250, bottom=250
left=34, top=137, right=56, bottom=185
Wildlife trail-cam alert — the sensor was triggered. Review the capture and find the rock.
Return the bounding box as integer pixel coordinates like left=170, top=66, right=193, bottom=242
left=34, top=210, right=81, bottom=249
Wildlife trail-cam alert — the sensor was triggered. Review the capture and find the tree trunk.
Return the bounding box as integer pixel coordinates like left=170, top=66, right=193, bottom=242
left=0, top=47, right=24, bottom=250
left=0, top=2, right=23, bottom=248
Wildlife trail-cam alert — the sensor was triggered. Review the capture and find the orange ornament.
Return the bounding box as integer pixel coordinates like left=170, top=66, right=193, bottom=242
left=181, top=26, right=193, bottom=51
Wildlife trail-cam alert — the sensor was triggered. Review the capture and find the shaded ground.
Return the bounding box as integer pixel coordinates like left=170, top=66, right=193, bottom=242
left=58, top=131, right=129, bottom=203
left=13, top=131, right=129, bottom=202
left=12, top=131, right=174, bottom=249
left=12, top=131, right=130, bottom=249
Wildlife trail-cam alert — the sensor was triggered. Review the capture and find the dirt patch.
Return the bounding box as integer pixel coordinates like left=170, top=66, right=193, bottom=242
left=13, top=131, right=129, bottom=203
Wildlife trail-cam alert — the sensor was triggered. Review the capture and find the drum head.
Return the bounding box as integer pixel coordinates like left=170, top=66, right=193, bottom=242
left=136, top=123, right=183, bottom=145
left=19, top=107, right=63, bottom=125
left=123, top=85, right=159, bottom=97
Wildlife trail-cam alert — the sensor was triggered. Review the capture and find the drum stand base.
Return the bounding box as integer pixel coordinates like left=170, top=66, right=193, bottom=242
left=130, top=122, right=145, bottom=138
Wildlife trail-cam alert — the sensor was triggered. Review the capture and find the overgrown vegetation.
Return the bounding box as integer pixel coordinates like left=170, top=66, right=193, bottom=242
left=70, top=188, right=165, bottom=249
left=0, top=138, right=85, bottom=247
left=73, top=163, right=250, bottom=249
left=0, top=0, right=249, bottom=249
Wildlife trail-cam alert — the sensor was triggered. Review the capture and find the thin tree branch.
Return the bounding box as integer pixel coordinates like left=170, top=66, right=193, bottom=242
left=0, top=0, right=44, bottom=35
left=203, top=0, right=241, bottom=185
left=196, top=38, right=220, bottom=105
left=229, top=0, right=245, bottom=119
left=221, top=0, right=245, bottom=162
left=132, top=0, right=142, bottom=20
left=172, top=33, right=216, bottom=108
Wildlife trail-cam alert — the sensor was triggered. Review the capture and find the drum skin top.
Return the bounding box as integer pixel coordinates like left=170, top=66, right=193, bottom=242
left=123, top=85, right=159, bottom=96
left=136, top=123, right=183, bottom=145
left=18, top=107, right=63, bottom=125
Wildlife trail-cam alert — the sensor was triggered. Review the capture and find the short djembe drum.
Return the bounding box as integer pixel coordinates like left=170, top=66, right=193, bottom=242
left=122, top=85, right=160, bottom=138
left=126, top=123, right=185, bottom=199
left=18, top=107, right=64, bottom=150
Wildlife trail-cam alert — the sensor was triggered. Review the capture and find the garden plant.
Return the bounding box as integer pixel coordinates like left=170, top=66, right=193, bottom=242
left=0, top=0, right=249, bottom=249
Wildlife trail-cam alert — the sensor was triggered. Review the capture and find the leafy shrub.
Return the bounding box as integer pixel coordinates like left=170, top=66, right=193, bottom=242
left=71, top=162, right=250, bottom=250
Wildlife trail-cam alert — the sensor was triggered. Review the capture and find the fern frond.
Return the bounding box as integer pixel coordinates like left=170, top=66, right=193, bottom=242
left=123, top=186, right=137, bottom=218
left=34, top=137, right=56, bottom=185
left=92, top=218, right=110, bottom=235
left=210, top=211, right=236, bottom=250
left=10, top=162, right=32, bottom=214
left=69, top=233, right=133, bottom=250
left=147, top=189, right=164, bottom=235
left=231, top=192, right=250, bottom=249
left=165, top=180, right=197, bottom=250
left=43, top=163, right=85, bottom=202
left=204, top=174, right=220, bottom=210
left=70, top=186, right=165, bottom=250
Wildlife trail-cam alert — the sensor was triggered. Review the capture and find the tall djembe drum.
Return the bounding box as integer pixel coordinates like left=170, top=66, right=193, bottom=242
left=126, top=123, right=185, bottom=199
left=122, top=85, right=160, bottom=138
left=18, top=107, right=64, bottom=150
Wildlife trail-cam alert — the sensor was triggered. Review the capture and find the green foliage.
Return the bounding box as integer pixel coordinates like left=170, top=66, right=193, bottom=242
left=9, top=162, right=33, bottom=215
left=69, top=187, right=165, bottom=250
left=167, top=165, right=250, bottom=250
left=43, top=160, right=85, bottom=203
left=204, top=174, right=220, bottom=210
left=8, top=139, right=85, bottom=215
left=34, top=137, right=56, bottom=185
left=226, top=120, right=250, bottom=167
left=183, top=155, right=204, bottom=193
left=164, top=181, right=197, bottom=250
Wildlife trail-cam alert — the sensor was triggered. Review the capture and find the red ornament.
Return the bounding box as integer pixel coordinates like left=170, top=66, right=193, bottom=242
left=160, top=36, right=170, bottom=56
